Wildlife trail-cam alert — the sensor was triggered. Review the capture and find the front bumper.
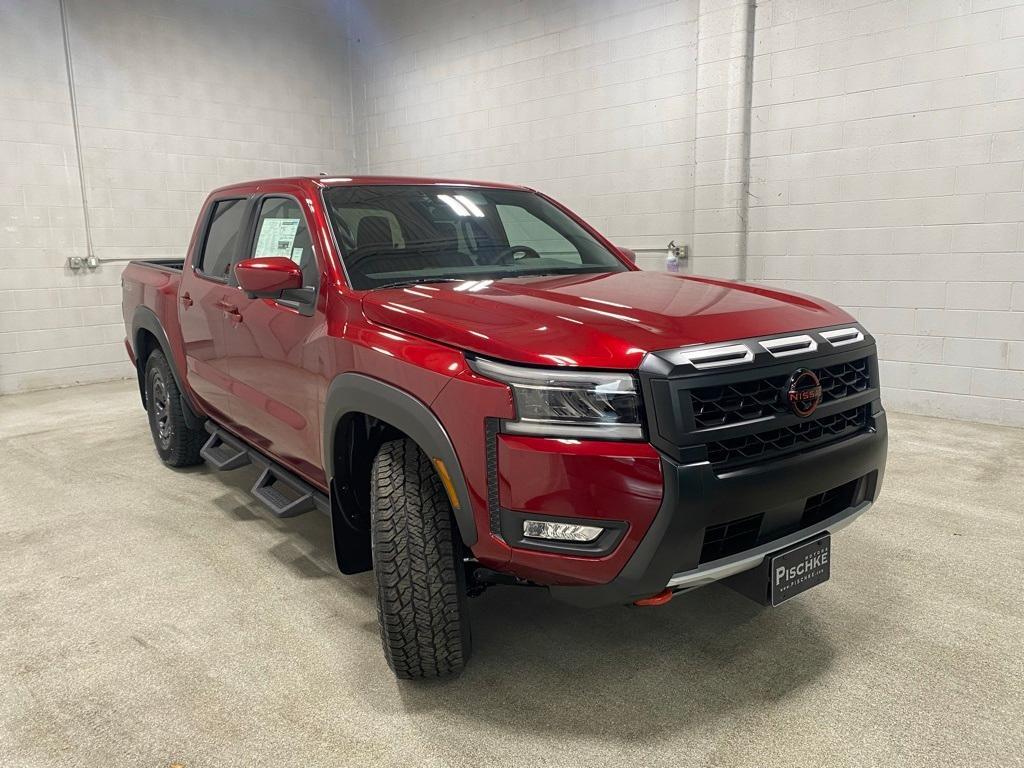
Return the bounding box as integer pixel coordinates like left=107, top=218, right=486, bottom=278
left=665, top=498, right=870, bottom=591
left=549, top=407, right=887, bottom=606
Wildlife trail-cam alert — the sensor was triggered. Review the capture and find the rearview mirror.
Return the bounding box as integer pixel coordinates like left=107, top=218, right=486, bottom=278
left=235, top=257, right=304, bottom=299
left=618, top=246, right=636, bottom=264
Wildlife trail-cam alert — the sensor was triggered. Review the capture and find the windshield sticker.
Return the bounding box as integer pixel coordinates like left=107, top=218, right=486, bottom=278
left=255, top=218, right=300, bottom=258
left=290, top=247, right=303, bottom=265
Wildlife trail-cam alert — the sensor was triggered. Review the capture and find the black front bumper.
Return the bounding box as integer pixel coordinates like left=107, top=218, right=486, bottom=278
left=549, top=406, right=888, bottom=607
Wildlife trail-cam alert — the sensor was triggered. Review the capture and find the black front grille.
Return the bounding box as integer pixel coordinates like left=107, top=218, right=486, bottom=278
left=691, top=357, right=871, bottom=429
left=819, top=357, right=871, bottom=400
left=706, top=405, right=869, bottom=470
left=691, top=376, right=785, bottom=428
left=802, top=478, right=859, bottom=527
left=700, top=513, right=763, bottom=563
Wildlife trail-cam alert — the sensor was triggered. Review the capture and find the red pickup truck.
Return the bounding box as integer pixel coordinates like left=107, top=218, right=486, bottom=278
left=122, top=175, right=887, bottom=678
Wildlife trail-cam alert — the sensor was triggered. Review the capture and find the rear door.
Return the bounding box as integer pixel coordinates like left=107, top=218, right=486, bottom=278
left=222, top=188, right=328, bottom=485
left=178, top=196, right=248, bottom=423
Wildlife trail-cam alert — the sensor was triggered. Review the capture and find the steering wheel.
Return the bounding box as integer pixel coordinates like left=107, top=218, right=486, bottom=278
left=496, top=245, right=541, bottom=266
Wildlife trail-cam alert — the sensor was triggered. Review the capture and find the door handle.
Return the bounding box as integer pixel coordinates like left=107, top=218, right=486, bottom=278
left=180, top=292, right=193, bottom=308
left=215, top=300, right=243, bottom=321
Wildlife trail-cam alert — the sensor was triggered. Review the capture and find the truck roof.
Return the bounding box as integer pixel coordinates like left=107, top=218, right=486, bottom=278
left=210, top=175, right=532, bottom=195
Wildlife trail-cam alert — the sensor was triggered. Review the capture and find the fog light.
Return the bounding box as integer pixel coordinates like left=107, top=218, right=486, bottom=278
left=523, top=520, right=603, bottom=542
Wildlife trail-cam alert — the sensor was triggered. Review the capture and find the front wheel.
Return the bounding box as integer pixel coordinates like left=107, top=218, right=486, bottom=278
left=370, top=438, right=472, bottom=679
left=144, top=350, right=204, bottom=467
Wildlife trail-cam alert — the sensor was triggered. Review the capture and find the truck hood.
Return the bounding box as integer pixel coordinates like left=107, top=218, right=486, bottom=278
left=360, top=270, right=853, bottom=369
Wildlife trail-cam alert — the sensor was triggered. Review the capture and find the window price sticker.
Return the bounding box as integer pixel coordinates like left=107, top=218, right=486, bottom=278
left=255, top=218, right=300, bottom=258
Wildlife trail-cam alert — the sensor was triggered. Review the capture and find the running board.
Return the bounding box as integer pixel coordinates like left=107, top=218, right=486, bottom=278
left=202, top=422, right=329, bottom=519
left=201, top=427, right=251, bottom=471
left=251, top=466, right=315, bottom=518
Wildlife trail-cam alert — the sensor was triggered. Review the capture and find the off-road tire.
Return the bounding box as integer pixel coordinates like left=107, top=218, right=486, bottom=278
left=144, top=350, right=204, bottom=467
left=370, top=438, right=472, bottom=679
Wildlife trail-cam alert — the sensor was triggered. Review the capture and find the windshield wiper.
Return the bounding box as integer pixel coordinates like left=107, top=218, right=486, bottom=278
left=504, top=266, right=613, bottom=278
left=372, top=277, right=465, bottom=290
left=372, top=266, right=614, bottom=291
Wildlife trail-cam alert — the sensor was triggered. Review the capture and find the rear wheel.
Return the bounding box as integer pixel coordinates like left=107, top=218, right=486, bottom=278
left=370, top=438, right=472, bottom=679
left=144, top=350, right=204, bottom=467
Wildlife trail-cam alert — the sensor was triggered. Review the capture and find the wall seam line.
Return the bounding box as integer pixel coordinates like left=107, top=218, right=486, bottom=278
left=737, top=0, right=757, bottom=282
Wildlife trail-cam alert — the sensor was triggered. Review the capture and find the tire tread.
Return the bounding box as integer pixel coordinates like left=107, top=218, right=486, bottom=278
left=145, top=350, right=204, bottom=468
left=371, top=438, right=471, bottom=679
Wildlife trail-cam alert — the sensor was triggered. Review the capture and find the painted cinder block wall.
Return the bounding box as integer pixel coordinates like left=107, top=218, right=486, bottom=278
left=350, top=0, right=1024, bottom=427
left=348, top=0, right=701, bottom=271
left=747, top=0, right=1024, bottom=426
left=0, top=0, right=356, bottom=393
left=1, top=0, right=1022, bottom=427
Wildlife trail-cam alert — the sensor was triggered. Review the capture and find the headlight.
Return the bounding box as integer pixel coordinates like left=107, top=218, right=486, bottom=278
left=468, top=357, right=643, bottom=440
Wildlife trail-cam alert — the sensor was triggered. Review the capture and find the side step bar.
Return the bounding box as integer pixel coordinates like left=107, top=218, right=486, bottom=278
left=251, top=466, right=316, bottom=518
left=201, top=428, right=251, bottom=470
left=201, top=422, right=329, bottom=519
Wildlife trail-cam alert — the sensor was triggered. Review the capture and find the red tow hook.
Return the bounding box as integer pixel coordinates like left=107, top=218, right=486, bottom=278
left=633, top=588, right=673, bottom=607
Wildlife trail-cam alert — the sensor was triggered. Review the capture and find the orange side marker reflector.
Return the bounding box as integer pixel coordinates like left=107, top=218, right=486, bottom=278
left=432, top=458, right=462, bottom=510
left=634, top=588, right=673, bottom=607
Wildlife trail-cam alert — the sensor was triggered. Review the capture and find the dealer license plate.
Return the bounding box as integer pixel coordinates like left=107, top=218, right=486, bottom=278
left=769, top=534, right=831, bottom=606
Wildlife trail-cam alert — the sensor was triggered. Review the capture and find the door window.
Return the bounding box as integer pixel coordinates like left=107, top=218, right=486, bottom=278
left=251, top=197, right=318, bottom=287
left=197, top=198, right=246, bottom=280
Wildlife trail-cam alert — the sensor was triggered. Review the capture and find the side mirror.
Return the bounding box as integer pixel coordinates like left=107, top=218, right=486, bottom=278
left=618, top=246, right=637, bottom=264
left=235, top=257, right=303, bottom=299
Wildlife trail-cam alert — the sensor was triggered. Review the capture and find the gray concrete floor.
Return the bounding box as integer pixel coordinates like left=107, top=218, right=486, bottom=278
left=1, top=380, right=1022, bottom=768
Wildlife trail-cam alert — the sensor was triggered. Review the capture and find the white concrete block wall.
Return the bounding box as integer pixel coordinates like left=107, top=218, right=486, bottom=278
left=691, top=0, right=755, bottom=278
left=348, top=0, right=699, bottom=270
left=0, top=0, right=103, bottom=391
left=2, top=0, right=1022, bottom=427
left=748, top=0, right=1024, bottom=427
left=0, top=0, right=356, bottom=394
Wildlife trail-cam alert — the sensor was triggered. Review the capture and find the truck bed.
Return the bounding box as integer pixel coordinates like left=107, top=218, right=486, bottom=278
left=128, top=258, right=185, bottom=272
left=122, top=259, right=189, bottom=384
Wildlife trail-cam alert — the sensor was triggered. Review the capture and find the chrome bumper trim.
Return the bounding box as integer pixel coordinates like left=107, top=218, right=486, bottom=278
left=665, top=500, right=872, bottom=591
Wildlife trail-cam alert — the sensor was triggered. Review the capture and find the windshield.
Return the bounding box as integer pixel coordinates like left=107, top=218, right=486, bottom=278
left=322, top=185, right=628, bottom=290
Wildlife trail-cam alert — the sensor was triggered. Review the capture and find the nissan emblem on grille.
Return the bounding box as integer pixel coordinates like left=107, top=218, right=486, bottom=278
left=783, top=369, right=823, bottom=417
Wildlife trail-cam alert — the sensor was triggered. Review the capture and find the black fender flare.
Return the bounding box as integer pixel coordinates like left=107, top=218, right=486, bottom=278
left=131, top=306, right=205, bottom=430
left=322, top=373, right=478, bottom=547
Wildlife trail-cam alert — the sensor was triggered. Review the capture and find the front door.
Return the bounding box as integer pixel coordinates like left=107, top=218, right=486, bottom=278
left=178, top=196, right=248, bottom=424
left=222, top=191, right=328, bottom=487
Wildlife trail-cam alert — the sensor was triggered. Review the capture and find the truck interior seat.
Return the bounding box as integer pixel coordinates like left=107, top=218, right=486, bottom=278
left=357, top=215, right=397, bottom=249
left=354, top=215, right=474, bottom=275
